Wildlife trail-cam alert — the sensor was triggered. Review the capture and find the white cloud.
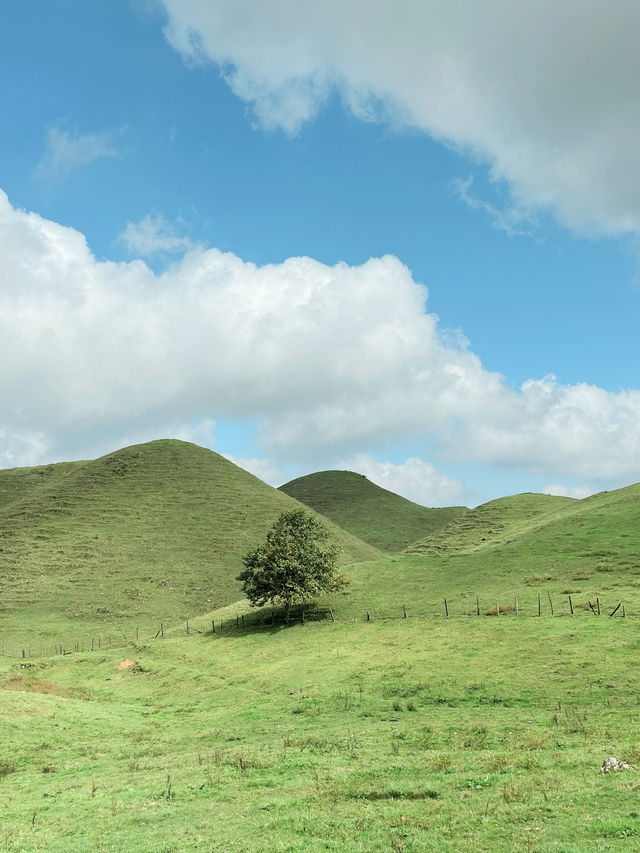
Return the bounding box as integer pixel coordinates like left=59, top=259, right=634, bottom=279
left=159, top=0, right=640, bottom=237
left=338, top=454, right=467, bottom=507
left=451, top=176, right=534, bottom=238
left=542, top=483, right=595, bottom=500
left=37, top=126, right=122, bottom=179
left=118, top=213, right=194, bottom=257
left=222, top=453, right=285, bottom=485
left=1, top=189, right=640, bottom=490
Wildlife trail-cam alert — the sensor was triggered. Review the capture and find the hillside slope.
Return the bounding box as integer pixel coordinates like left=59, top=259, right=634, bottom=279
left=406, top=491, right=578, bottom=555
left=279, top=469, right=467, bottom=553
left=0, top=440, right=381, bottom=636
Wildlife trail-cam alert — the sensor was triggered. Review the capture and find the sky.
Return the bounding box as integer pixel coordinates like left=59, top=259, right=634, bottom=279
left=1, top=0, right=640, bottom=507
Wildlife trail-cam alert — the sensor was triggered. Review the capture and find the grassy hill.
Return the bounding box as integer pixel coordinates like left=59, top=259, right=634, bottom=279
left=405, top=491, right=578, bottom=556
left=2, top=471, right=640, bottom=850
left=0, top=440, right=381, bottom=639
left=279, top=469, right=467, bottom=553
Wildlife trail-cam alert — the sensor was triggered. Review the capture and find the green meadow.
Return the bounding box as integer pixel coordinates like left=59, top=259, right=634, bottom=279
left=1, top=440, right=640, bottom=852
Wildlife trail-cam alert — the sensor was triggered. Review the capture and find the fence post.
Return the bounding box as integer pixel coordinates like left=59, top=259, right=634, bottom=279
left=136, top=626, right=139, bottom=641
left=496, top=601, right=499, bottom=616
left=476, top=597, right=480, bottom=616
left=242, top=614, right=246, bottom=629
left=596, top=597, right=601, bottom=615
left=623, top=605, right=626, bottom=618
left=538, top=594, right=541, bottom=617
left=91, top=638, right=94, bottom=652
left=186, top=621, right=190, bottom=635
left=330, top=609, right=335, bottom=622
left=366, top=610, right=370, bottom=621
left=403, top=604, right=407, bottom=618
left=515, top=597, right=518, bottom=616
left=212, top=620, right=215, bottom=633
left=568, top=595, right=574, bottom=615
left=444, top=599, right=449, bottom=617
left=547, top=591, right=554, bottom=616
left=161, top=623, right=164, bottom=638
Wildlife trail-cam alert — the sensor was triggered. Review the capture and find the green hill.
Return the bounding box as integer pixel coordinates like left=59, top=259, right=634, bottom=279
left=279, top=469, right=467, bottom=553
left=0, top=440, right=381, bottom=638
left=405, top=491, right=578, bottom=555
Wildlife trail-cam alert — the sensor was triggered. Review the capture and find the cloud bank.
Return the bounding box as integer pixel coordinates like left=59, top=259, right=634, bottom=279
left=160, top=0, right=640, bottom=237
left=1, top=189, right=640, bottom=499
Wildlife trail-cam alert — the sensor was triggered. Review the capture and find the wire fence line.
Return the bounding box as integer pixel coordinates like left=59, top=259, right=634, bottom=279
left=0, top=593, right=630, bottom=661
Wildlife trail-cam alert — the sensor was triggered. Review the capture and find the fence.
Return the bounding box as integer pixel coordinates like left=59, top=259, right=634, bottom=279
left=0, top=594, right=629, bottom=661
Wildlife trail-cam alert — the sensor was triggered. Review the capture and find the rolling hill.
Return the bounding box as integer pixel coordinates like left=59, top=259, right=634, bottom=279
left=279, top=469, right=467, bottom=553
left=0, top=440, right=381, bottom=638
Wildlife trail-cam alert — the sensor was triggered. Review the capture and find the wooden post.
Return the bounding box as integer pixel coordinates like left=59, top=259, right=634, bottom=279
left=568, top=595, right=574, bottom=615
left=22, top=649, right=25, bottom=659
left=496, top=601, right=499, bottom=616
left=596, top=597, right=601, bottom=615
left=136, top=626, right=139, bottom=641
left=329, top=609, right=335, bottom=622
left=538, top=594, right=541, bottom=617
left=403, top=604, right=407, bottom=618
left=242, top=614, right=246, bottom=629
left=444, top=599, right=449, bottom=617
left=236, top=614, right=240, bottom=628
left=121, top=629, right=127, bottom=641
left=547, top=591, right=554, bottom=616
left=91, top=638, right=94, bottom=651
left=211, top=620, right=215, bottom=633
left=476, top=597, right=480, bottom=616
left=161, top=623, right=164, bottom=638
left=98, top=636, right=101, bottom=649
left=609, top=602, right=621, bottom=618
left=515, top=597, right=518, bottom=616
left=186, top=621, right=190, bottom=635
left=366, top=610, right=370, bottom=621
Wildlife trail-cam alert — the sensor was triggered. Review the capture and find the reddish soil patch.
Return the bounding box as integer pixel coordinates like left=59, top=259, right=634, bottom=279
left=118, top=659, right=135, bottom=671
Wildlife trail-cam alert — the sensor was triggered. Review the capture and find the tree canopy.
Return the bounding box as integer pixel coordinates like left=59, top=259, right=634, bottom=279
left=237, top=509, right=347, bottom=621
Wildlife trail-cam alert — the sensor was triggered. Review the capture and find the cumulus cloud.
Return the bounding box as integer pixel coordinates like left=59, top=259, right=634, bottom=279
left=36, top=125, right=122, bottom=180
left=2, top=189, right=640, bottom=489
left=542, top=483, right=595, bottom=500
left=337, top=455, right=467, bottom=507
left=222, top=454, right=285, bottom=486
left=159, top=0, right=640, bottom=237
left=118, top=213, right=194, bottom=257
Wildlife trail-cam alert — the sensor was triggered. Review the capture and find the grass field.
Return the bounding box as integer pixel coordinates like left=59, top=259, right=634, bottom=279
left=1, top=447, right=639, bottom=851
left=279, top=470, right=466, bottom=553
left=2, top=614, right=640, bottom=852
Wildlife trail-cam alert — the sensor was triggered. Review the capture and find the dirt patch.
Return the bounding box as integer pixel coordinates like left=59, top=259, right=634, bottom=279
left=118, top=659, right=136, bottom=671
left=0, top=675, right=84, bottom=699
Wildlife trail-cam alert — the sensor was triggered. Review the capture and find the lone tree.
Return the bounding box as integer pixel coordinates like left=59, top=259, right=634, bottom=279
left=237, top=509, right=347, bottom=623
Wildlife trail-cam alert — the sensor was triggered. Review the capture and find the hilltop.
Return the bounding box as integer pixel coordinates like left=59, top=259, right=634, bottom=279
left=279, top=469, right=467, bottom=553
left=0, top=440, right=381, bottom=638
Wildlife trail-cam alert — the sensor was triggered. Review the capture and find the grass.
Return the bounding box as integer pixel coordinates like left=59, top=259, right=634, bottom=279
left=0, top=440, right=381, bottom=644
left=2, top=616, right=640, bottom=851
left=279, top=470, right=467, bottom=553
left=2, top=444, right=640, bottom=850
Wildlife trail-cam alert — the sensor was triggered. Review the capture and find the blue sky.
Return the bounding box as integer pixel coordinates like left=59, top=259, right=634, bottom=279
left=1, top=1, right=640, bottom=506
